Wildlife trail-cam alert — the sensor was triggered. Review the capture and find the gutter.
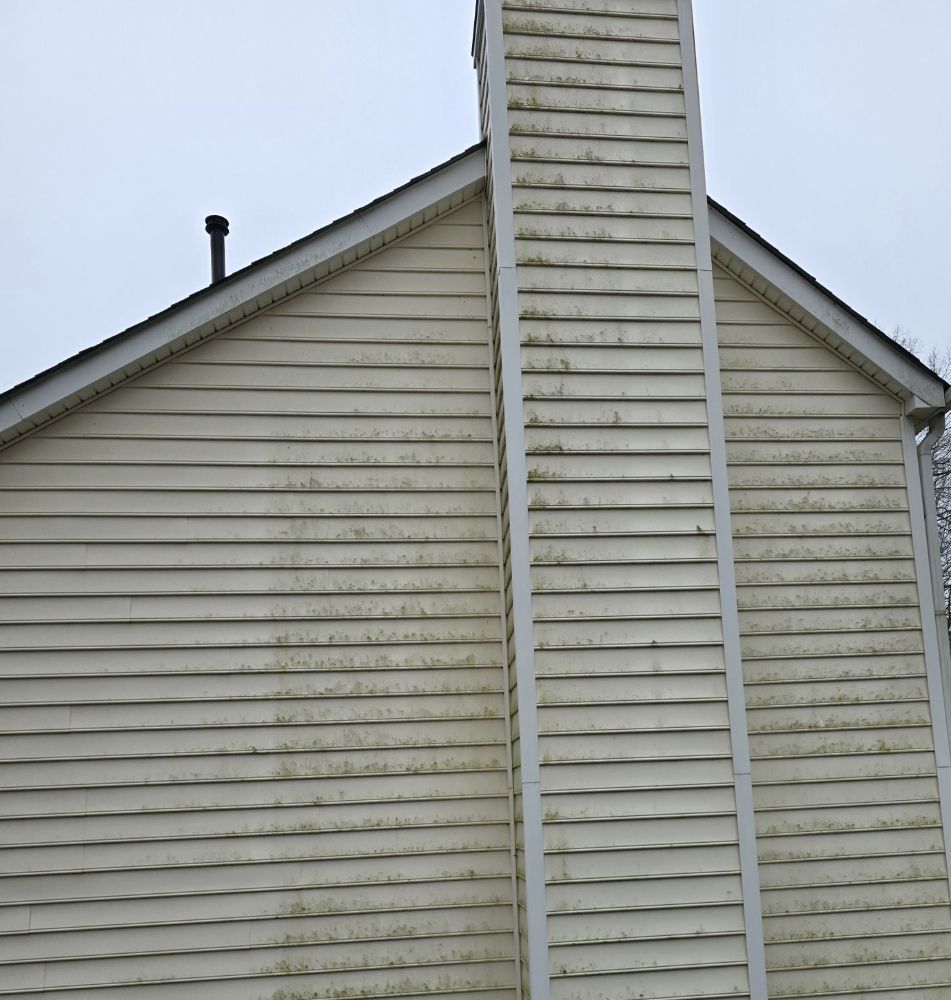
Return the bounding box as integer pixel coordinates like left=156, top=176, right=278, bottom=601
left=917, top=401, right=951, bottom=726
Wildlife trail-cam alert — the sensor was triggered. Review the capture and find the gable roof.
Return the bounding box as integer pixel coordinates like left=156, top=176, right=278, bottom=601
left=0, top=144, right=486, bottom=450
left=709, top=199, right=949, bottom=422
left=1, top=145, right=946, bottom=450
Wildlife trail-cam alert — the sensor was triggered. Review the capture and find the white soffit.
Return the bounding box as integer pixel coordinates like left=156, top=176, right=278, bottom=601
left=709, top=202, right=947, bottom=419
left=0, top=145, right=487, bottom=449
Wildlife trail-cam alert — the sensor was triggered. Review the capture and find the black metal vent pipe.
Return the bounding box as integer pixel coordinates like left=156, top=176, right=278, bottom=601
left=204, top=215, right=230, bottom=284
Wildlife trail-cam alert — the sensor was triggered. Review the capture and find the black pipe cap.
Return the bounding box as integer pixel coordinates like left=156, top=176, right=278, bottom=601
left=205, top=215, right=230, bottom=235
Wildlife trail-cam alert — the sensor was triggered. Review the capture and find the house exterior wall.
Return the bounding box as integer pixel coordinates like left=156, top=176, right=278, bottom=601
left=0, top=200, right=522, bottom=999
left=715, top=262, right=951, bottom=996
left=3, top=4, right=951, bottom=998
left=476, top=1, right=753, bottom=996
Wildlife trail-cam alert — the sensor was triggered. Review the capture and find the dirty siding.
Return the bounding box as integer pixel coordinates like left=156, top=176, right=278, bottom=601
left=478, top=1, right=751, bottom=996
left=715, top=263, right=951, bottom=996
left=0, top=200, right=520, bottom=999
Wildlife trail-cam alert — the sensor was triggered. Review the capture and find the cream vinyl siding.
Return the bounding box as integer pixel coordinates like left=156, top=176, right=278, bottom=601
left=715, top=263, right=951, bottom=997
left=478, top=2, right=750, bottom=996
left=0, top=200, right=520, bottom=999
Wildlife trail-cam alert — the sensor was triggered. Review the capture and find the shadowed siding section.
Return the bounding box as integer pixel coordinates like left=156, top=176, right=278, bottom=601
left=479, top=1, right=751, bottom=996
left=715, top=263, right=951, bottom=997
left=0, top=201, right=519, bottom=999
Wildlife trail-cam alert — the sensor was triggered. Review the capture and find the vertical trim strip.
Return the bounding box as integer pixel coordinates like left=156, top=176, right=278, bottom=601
left=480, top=2, right=552, bottom=996
left=917, top=419, right=951, bottom=729
left=901, top=415, right=951, bottom=886
left=677, top=2, right=767, bottom=995
left=483, top=197, right=525, bottom=1000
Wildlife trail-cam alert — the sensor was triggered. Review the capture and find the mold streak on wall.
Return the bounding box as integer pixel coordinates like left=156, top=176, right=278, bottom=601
left=0, top=201, right=520, bottom=1000
left=715, top=263, right=951, bottom=997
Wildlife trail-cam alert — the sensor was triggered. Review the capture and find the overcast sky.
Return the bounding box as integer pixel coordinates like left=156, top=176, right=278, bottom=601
left=1, top=0, right=948, bottom=394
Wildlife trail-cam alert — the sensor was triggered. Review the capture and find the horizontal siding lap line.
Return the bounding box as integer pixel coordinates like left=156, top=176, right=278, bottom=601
left=1, top=459, right=495, bottom=467
left=739, top=627, right=922, bottom=638
left=528, top=584, right=720, bottom=588
left=0, top=957, right=518, bottom=996
left=548, top=899, right=744, bottom=917
left=749, top=774, right=939, bottom=789
left=537, top=761, right=732, bottom=770
left=519, top=288, right=696, bottom=297
left=94, top=361, right=497, bottom=372
left=502, top=3, right=678, bottom=20
left=32, top=410, right=495, bottom=418
left=515, top=261, right=697, bottom=270
left=502, top=26, right=679, bottom=43
left=751, top=748, right=935, bottom=760
left=539, top=786, right=734, bottom=800
left=294, top=290, right=488, bottom=299
left=529, top=532, right=716, bottom=541
left=751, top=800, right=940, bottom=817
left=510, top=128, right=685, bottom=141
left=0, top=612, right=503, bottom=625
left=512, top=156, right=688, bottom=168
left=0, top=985, right=517, bottom=1000
left=0, top=928, right=517, bottom=968
left=542, top=869, right=742, bottom=885
left=758, top=850, right=945, bottom=867
left=508, top=107, right=687, bottom=121
left=515, top=240, right=695, bottom=251
left=0, top=639, right=505, bottom=653
left=536, top=693, right=727, bottom=703
left=0, top=871, right=515, bottom=906
left=532, top=640, right=725, bottom=650
left=0, top=847, right=518, bottom=880
left=0, top=791, right=511, bottom=817
left=528, top=558, right=711, bottom=567
left=512, top=182, right=689, bottom=194
left=767, top=928, right=951, bottom=946
left=544, top=723, right=729, bottom=740
left=551, top=929, right=746, bottom=948
left=505, top=78, right=684, bottom=94
left=4, top=719, right=508, bottom=736
left=503, top=54, right=682, bottom=69
left=545, top=840, right=740, bottom=855
left=763, top=876, right=950, bottom=894
left=226, top=312, right=492, bottom=321
left=548, top=961, right=749, bottom=979
left=0, top=587, right=507, bottom=598
left=523, top=369, right=704, bottom=377
left=0, top=897, right=511, bottom=935
left=746, top=676, right=928, bottom=687
left=224, top=335, right=494, bottom=345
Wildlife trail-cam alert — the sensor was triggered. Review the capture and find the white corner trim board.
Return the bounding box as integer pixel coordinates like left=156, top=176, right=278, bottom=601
left=478, top=1, right=552, bottom=995
left=678, top=2, right=768, bottom=996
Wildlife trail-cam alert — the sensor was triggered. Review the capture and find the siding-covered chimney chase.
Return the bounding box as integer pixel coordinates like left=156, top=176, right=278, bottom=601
left=476, top=1, right=754, bottom=996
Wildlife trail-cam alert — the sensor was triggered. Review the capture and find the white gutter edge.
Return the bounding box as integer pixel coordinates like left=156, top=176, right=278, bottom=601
left=0, top=148, right=486, bottom=445
left=678, top=4, right=767, bottom=996
left=709, top=209, right=946, bottom=411
left=479, top=2, right=551, bottom=996
left=915, top=414, right=951, bottom=738
left=901, top=416, right=951, bottom=893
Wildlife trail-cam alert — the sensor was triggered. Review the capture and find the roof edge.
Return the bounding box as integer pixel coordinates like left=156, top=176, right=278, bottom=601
left=708, top=197, right=948, bottom=416
left=0, top=143, right=487, bottom=447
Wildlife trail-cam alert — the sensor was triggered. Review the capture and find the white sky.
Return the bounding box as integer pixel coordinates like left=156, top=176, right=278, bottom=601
left=1, top=0, right=948, bottom=394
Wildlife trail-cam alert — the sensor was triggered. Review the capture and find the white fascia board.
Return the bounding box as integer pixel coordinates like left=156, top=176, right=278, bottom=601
left=709, top=205, right=946, bottom=412
left=0, top=148, right=486, bottom=446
